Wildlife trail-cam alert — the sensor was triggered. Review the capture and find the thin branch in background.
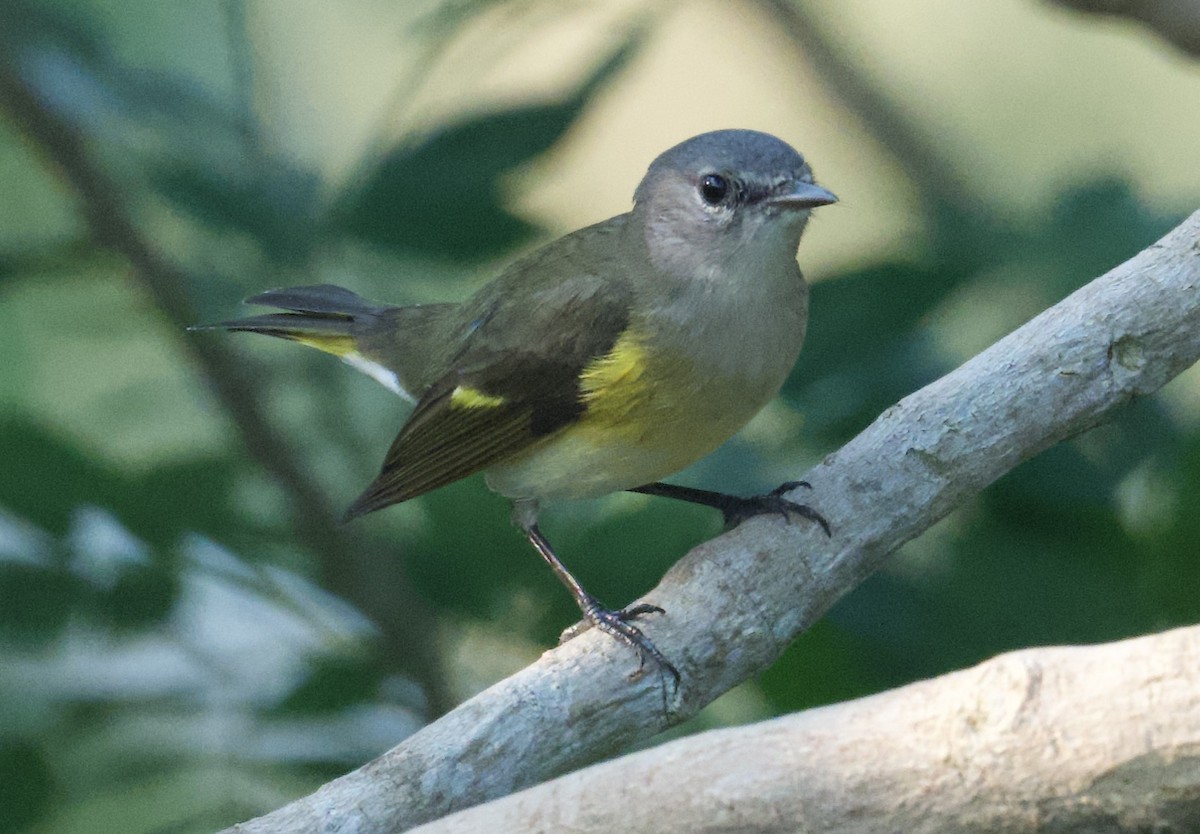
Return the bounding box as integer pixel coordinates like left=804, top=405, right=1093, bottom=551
left=222, top=0, right=264, bottom=159
left=0, top=60, right=454, bottom=718
left=0, top=236, right=107, bottom=278
left=755, top=0, right=990, bottom=223
left=218, top=0, right=382, bottom=475
left=220, top=210, right=1200, bottom=832
left=325, top=3, right=473, bottom=205
left=1046, top=0, right=1200, bottom=56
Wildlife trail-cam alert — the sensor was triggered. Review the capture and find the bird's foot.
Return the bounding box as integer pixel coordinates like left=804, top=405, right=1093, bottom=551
left=718, top=481, right=832, bottom=535
left=560, top=601, right=679, bottom=686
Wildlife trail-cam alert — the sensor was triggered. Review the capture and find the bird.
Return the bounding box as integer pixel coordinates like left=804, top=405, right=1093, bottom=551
left=195, top=129, right=837, bottom=684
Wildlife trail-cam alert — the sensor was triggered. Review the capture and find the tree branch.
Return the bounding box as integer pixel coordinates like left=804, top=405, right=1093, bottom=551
left=1045, top=0, right=1200, bottom=57
left=221, top=210, right=1200, bottom=833
left=411, top=624, right=1200, bottom=833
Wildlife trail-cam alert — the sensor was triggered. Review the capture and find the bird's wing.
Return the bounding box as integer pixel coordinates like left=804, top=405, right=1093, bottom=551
left=344, top=269, right=633, bottom=518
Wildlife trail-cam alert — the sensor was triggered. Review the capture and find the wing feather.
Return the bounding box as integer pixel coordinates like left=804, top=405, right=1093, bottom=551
left=344, top=220, right=636, bottom=519
left=344, top=390, right=534, bottom=518
left=344, top=338, right=631, bottom=519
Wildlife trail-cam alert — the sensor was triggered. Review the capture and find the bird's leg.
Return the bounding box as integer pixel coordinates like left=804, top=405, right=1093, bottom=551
left=522, top=522, right=679, bottom=685
left=629, top=481, right=831, bottom=536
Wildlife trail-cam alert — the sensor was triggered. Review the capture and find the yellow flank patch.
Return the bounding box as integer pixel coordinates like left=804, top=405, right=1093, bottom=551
left=578, top=331, right=657, bottom=432
left=451, top=385, right=506, bottom=409
left=291, top=333, right=355, bottom=357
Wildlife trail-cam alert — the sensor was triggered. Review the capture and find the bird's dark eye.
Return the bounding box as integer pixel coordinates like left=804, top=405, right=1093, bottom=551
left=699, top=173, right=729, bottom=206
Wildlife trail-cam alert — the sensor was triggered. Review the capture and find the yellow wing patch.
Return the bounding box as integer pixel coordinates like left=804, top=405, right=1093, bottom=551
left=450, top=386, right=507, bottom=409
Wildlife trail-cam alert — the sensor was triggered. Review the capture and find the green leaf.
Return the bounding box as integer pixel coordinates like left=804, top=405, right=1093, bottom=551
left=787, top=262, right=955, bottom=439
left=404, top=477, right=534, bottom=618
left=92, top=561, right=180, bottom=631
left=759, top=620, right=883, bottom=712
left=338, top=36, right=641, bottom=260
left=799, top=263, right=953, bottom=374
left=0, top=740, right=55, bottom=832
left=0, top=417, right=243, bottom=548
left=0, top=417, right=111, bottom=536
left=0, top=560, right=85, bottom=645
left=273, top=653, right=382, bottom=715
left=150, top=163, right=321, bottom=265
left=1036, top=180, right=1185, bottom=293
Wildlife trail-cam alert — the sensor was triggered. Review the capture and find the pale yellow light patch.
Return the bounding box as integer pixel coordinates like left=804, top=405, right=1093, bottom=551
left=450, top=386, right=506, bottom=409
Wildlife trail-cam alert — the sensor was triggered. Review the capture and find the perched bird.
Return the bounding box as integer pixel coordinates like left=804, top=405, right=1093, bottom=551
left=197, top=129, right=836, bottom=683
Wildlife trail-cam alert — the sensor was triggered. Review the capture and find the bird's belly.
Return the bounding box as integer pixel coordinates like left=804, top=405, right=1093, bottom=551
left=484, top=421, right=737, bottom=501
left=484, top=340, right=787, bottom=501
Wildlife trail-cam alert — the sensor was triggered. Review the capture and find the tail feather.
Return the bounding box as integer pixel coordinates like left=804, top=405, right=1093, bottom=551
left=191, top=311, right=358, bottom=355
left=193, top=284, right=455, bottom=399
left=191, top=284, right=389, bottom=355
left=244, top=284, right=382, bottom=318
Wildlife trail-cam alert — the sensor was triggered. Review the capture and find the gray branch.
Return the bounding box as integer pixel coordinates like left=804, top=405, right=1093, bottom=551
left=223, top=211, right=1200, bottom=834
left=410, top=624, right=1200, bottom=833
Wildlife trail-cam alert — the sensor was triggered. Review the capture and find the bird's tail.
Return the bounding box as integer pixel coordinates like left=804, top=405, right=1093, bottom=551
left=190, top=284, right=383, bottom=358
left=193, top=284, right=458, bottom=398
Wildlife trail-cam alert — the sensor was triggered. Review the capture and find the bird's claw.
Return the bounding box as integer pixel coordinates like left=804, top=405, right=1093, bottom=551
left=720, top=481, right=832, bottom=536
left=560, top=601, right=679, bottom=686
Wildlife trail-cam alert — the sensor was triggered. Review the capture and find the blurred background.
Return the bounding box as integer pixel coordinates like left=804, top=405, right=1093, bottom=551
left=1, top=0, right=1198, bottom=831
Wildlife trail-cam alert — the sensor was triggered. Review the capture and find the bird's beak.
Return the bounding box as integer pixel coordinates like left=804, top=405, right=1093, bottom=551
left=769, top=181, right=839, bottom=210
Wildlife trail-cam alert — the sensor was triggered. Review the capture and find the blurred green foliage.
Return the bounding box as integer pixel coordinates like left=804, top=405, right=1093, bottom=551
left=338, top=35, right=642, bottom=260
left=0, top=1, right=1197, bottom=832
